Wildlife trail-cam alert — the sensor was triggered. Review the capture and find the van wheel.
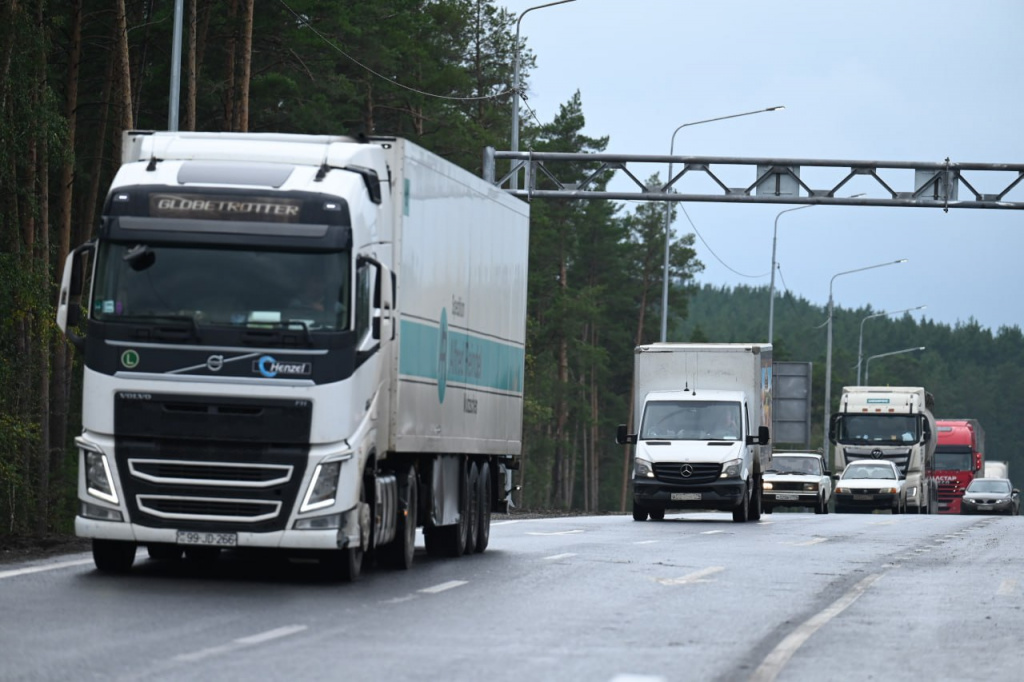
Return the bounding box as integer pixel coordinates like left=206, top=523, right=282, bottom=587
left=632, top=501, right=649, bottom=521
left=732, top=479, right=751, bottom=522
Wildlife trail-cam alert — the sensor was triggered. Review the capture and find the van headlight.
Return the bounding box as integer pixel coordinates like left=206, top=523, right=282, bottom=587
left=720, top=459, right=742, bottom=479
left=83, top=447, right=118, bottom=504
left=634, top=457, right=654, bottom=479
left=300, top=461, right=342, bottom=512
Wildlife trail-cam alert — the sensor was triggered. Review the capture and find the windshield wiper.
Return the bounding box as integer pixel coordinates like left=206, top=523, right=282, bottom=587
left=123, top=314, right=200, bottom=340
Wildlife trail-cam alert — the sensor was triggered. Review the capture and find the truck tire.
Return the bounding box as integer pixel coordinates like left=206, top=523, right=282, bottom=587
left=321, top=483, right=368, bottom=581
left=426, top=460, right=470, bottom=558
left=464, top=462, right=480, bottom=555
left=732, top=479, right=751, bottom=522
left=632, top=500, right=649, bottom=521
left=474, top=461, right=492, bottom=553
left=379, top=466, right=417, bottom=570
left=92, top=539, right=136, bottom=573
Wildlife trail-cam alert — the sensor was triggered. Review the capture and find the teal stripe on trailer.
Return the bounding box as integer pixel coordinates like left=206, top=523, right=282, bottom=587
left=399, top=319, right=524, bottom=394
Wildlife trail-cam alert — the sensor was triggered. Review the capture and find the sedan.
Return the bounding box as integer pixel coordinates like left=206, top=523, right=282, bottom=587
left=960, top=478, right=1020, bottom=516
left=762, top=453, right=832, bottom=514
left=834, top=459, right=905, bottom=514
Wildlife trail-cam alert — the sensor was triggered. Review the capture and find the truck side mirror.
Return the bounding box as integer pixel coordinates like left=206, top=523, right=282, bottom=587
left=56, top=242, right=94, bottom=351
left=367, top=259, right=395, bottom=342
left=616, top=424, right=636, bottom=445
left=828, top=414, right=840, bottom=444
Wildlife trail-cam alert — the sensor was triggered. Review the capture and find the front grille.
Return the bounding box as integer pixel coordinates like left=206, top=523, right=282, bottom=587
left=653, top=462, right=721, bottom=485
left=137, top=495, right=281, bottom=522
left=129, top=459, right=293, bottom=487
left=768, top=481, right=808, bottom=492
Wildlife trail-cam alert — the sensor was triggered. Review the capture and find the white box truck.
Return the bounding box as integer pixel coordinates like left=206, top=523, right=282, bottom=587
left=984, top=460, right=1009, bottom=479
left=828, top=386, right=938, bottom=513
left=56, top=131, right=530, bottom=579
left=616, top=343, right=772, bottom=522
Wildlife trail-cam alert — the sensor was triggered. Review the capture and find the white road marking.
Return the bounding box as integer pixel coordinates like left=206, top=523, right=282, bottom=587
left=785, top=537, right=828, bottom=547
left=526, top=529, right=584, bottom=536
left=656, top=566, right=725, bottom=586
left=750, top=573, right=883, bottom=682
left=418, top=580, right=468, bottom=594
left=701, top=530, right=725, bottom=535
left=609, top=675, right=666, bottom=682
left=490, top=520, right=520, bottom=526
left=0, top=558, right=93, bottom=580
left=633, top=540, right=659, bottom=545
left=997, top=579, right=1018, bottom=596
left=175, top=625, right=307, bottom=663
left=543, top=553, right=577, bottom=561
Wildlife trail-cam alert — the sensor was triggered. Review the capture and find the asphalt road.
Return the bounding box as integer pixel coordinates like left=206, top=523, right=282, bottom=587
left=1, top=512, right=1019, bottom=682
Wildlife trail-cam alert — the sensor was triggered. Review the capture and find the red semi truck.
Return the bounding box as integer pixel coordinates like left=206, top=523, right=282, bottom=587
left=934, top=419, right=985, bottom=514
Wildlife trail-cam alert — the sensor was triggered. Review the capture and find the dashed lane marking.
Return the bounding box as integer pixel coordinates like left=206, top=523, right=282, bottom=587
left=418, top=580, right=468, bottom=594
left=543, top=553, right=577, bottom=561
left=175, top=625, right=307, bottom=663
left=656, top=566, right=725, bottom=586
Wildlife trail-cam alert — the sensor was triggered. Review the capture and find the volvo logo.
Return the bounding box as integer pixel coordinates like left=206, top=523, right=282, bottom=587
left=206, top=354, right=224, bottom=372
left=871, top=449, right=883, bottom=459
left=679, top=464, right=694, bottom=478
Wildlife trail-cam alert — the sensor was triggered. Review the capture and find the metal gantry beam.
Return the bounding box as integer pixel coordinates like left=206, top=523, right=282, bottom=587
left=482, top=148, right=1024, bottom=210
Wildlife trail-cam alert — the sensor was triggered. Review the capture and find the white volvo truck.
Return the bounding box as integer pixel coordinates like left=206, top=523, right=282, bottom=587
left=616, top=343, right=772, bottom=522
left=57, top=131, right=530, bottom=579
left=829, top=386, right=937, bottom=513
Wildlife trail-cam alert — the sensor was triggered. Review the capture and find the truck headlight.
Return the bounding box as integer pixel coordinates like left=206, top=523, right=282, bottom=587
left=84, top=449, right=118, bottom=504
left=300, top=461, right=342, bottom=512
left=720, top=459, right=742, bottom=479
left=634, top=457, right=654, bottom=479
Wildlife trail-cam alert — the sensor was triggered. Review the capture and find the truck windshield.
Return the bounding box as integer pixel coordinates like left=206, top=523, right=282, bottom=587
left=640, top=400, right=742, bottom=441
left=91, top=242, right=350, bottom=331
left=837, top=414, right=919, bottom=445
left=934, top=449, right=973, bottom=471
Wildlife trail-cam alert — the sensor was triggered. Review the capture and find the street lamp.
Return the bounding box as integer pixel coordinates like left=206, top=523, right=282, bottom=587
left=510, top=0, right=576, bottom=190
left=865, top=347, right=926, bottom=385
left=857, top=306, right=926, bottom=385
left=767, top=193, right=864, bottom=344
left=660, top=105, right=785, bottom=342
left=822, top=258, right=908, bottom=471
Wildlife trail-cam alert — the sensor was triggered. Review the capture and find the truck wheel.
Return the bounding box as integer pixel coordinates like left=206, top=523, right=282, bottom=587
left=464, top=462, right=480, bottom=555
left=474, top=461, right=492, bottom=553
left=93, top=539, right=136, bottom=573
left=732, top=480, right=751, bottom=522
left=648, top=509, right=665, bottom=521
left=321, top=483, right=369, bottom=581
left=632, top=501, right=649, bottom=521
left=379, top=466, right=418, bottom=570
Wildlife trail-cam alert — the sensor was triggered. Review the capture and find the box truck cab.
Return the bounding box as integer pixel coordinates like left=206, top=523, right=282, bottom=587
left=616, top=343, right=772, bottom=523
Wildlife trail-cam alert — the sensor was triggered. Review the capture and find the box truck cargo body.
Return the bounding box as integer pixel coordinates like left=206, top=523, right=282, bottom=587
left=56, top=131, right=530, bottom=578
left=616, top=343, right=772, bottom=523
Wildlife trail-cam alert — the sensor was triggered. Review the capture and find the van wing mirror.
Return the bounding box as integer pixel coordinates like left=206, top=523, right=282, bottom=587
left=616, top=424, right=636, bottom=445
left=758, top=425, right=770, bottom=446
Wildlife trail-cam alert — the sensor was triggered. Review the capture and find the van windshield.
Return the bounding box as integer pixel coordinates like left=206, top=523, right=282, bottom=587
left=640, top=400, right=742, bottom=441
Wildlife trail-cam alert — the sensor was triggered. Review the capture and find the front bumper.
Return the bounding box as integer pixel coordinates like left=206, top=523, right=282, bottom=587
left=834, top=492, right=899, bottom=511
left=960, top=500, right=1014, bottom=515
left=763, top=491, right=819, bottom=508
left=634, top=478, right=747, bottom=512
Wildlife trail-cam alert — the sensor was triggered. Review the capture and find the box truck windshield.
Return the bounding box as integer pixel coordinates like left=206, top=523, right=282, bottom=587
left=640, top=400, right=742, bottom=441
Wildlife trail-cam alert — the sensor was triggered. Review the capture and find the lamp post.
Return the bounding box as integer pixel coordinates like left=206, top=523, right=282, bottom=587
left=822, top=258, right=908, bottom=471
left=865, top=347, right=926, bottom=385
left=767, top=205, right=813, bottom=344
left=768, top=193, right=864, bottom=345
left=857, top=305, right=926, bottom=385
left=660, top=105, right=785, bottom=342
left=510, top=0, right=576, bottom=190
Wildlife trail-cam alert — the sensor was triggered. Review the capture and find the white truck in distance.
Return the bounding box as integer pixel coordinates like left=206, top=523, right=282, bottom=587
left=829, top=386, right=938, bottom=514
left=56, top=131, right=530, bottom=579
left=616, top=343, right=772, bottom=523
left=984, top=461, right=1009, bottom=479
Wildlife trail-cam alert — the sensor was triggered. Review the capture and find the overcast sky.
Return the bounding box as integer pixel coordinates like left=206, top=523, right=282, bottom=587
left=499, top=0, right=1022, bottom=334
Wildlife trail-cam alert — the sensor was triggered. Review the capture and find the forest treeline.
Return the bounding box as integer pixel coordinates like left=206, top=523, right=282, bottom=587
left=1, top=1, right=1019, bottom=538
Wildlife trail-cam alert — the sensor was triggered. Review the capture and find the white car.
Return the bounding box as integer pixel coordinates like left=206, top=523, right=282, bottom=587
left=762, top=453, right=832, bottom=514
left=834, top=459, right=906, bottom=514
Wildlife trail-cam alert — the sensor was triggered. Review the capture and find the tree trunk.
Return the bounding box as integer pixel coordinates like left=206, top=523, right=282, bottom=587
left=183, top=0, right=197, bottom=130
left=113, top=0, right=133, bottom=162
left=234, top=0, right=253, bottom=132
left=33, top=0, right=51, bottom=535
left=223, top=0, right=238, bottom=130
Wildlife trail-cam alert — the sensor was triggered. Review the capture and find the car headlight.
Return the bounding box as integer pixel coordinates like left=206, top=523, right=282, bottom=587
left=300, top=461, right=342, bottom=512
left=963, top=498, right=975, bottom=504
left=835, top=486, right=848, bottom=494
left=803, top=482, right=819, bottom=492
left=634, top=457, right=654, bottom=479
left=879, top=487, right=899, bottom=494
left=84, top=448, right=119, bottom=504
left=720, top=459, right=742, bottom=479
left=763, top=481, right=774, bottom=490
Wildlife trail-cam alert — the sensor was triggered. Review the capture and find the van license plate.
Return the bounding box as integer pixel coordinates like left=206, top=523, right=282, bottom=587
left=176, top=531, right=237, bottom=547
left=671, top=493, right=701, bottom=501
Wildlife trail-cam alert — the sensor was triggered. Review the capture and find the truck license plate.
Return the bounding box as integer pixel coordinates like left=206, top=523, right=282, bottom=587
left=176, top=530, right=237, bottom=547
left=775, top=494, right=799, bottom=501
left=671, top=492, right=701, bottom=501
